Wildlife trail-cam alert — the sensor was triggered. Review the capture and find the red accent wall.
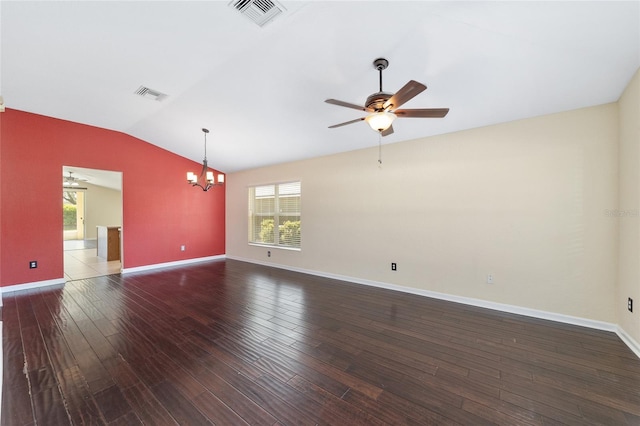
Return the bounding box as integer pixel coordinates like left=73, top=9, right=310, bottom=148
left=0, top=109, right=225, bottom=287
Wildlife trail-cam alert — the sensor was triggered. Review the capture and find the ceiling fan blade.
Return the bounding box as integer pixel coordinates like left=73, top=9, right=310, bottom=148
left=328, top=117, right=366, bottom=128
left=381, top=125, right=394, bottom=137
left=325, top=99, right=373, bottom=112
left=383, top=80, right=427, bottom=111
left=395, top=108, right=449, bottom=118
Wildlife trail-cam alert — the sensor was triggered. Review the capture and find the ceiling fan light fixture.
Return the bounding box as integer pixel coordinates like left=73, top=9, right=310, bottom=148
left=366, top=111, right=396, bottom=132
left=63, top=171, right=86, bottom=187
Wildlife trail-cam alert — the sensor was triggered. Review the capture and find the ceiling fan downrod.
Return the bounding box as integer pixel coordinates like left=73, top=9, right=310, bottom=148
left=373, top=58, right=388, bottom=93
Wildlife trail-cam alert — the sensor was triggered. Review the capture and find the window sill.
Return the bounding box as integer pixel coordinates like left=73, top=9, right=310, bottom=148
left=249, top=243, right=301, bottom=252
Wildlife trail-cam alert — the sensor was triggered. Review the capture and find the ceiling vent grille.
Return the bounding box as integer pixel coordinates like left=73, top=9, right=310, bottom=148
left=230, top=0, right=285, bottom=27
left=134, top=86, right=168, bottom=102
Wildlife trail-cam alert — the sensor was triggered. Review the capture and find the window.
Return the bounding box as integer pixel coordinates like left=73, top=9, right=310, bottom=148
left=249, top=181, right=301, bottom=248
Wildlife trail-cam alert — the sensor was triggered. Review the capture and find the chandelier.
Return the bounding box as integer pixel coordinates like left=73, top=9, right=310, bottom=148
left=187, top=128, right=224, bottom=191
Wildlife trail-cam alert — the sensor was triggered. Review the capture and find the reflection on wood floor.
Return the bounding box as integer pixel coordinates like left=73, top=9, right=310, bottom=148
left=64, top=239, right=120, bottom=281
left=2, top=259, right=640, bottom=425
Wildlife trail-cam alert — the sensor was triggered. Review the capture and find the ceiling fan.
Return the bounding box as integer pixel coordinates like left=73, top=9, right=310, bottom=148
left=63, top=171, right=88, bottom=187
left=325, top=58, right=449, bottom=136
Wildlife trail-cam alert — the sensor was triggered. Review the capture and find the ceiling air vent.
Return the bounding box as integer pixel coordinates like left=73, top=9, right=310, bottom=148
left=134, top=86, right=168, bottom=102
left=230, top=0, right=285, bottom=27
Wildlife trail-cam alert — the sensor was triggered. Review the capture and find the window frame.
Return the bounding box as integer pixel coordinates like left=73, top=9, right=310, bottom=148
left=248, top=180, right=301, bottom=250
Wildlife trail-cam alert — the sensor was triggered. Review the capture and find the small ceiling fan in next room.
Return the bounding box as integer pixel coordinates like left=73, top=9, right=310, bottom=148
left=63, top=171, right=88, bottom=187
left=325, top=58, right=449, bottom=136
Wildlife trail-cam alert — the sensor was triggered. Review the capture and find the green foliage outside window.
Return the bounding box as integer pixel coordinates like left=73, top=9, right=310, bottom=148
left=259, top=219, right=275, bottom=244
left=63, top=204, right=77, bottom=230
left=279, top=220, right=301, bottom=246
left=259, top=219, right=300, bottom=246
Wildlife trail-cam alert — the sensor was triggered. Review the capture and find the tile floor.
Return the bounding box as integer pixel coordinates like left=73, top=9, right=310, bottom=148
left=63, top=242, right=120, bottom=281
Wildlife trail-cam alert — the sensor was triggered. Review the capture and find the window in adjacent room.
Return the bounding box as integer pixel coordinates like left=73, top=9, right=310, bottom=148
left=249, top=181, right=301, bottom=249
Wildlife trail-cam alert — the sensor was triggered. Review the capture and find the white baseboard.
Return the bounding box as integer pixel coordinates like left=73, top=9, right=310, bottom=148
left=3, top=257, right=637, bottom=360
left=227, top=256, right=640, bottom=357
left=121, top=255, right=225, bottom=274
left=0, top=256, right=226, bottom=293
left=1, top=278, right=66, bottom=294
left=0, top=320, right=2, bottom=423
left=617, top=326, right=640, bottom=359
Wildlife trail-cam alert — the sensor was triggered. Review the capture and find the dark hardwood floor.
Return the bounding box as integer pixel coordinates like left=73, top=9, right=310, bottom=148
left=3, top=259, right=640, bottom=425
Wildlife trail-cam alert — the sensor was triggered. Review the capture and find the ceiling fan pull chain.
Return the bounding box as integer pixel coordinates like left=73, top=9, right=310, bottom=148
left=378, top=132, right=383, bottom=166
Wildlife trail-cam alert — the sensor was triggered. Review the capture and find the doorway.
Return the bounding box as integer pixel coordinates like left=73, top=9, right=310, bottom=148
left=62, top=166, right=123, bottom=280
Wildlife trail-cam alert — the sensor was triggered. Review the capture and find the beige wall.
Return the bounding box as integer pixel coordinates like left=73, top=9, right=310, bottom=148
left=618, top=68, right=640, bottom=343
left=83, top=182, right=122, bottom=239
left=227, top=102, right=620, bottom=323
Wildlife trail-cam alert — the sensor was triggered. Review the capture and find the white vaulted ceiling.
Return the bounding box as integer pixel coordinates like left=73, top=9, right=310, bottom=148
left=2, top=1, right=639, bottom=173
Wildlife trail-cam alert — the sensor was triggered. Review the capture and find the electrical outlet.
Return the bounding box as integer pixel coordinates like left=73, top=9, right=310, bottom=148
left=29, top=260, right=37, bottom=269
left=180, top=245, right=185, bottom=251
left=487, top=274, right=494, bottom=284
left=267, top=251, right=271, bottom=257
left=391, top=262, right=397, bottom=271
left=629, top=297, right=633, bottom=313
